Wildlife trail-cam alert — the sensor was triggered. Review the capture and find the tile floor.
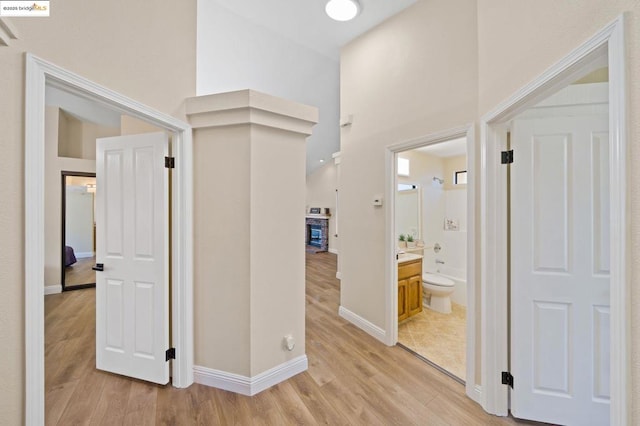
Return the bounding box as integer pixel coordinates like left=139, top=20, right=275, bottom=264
left=398, top=302, right=466, bottom=381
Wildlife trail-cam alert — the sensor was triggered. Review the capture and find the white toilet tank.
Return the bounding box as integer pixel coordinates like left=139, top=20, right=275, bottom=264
left=422, top=272, right=454, bottom=287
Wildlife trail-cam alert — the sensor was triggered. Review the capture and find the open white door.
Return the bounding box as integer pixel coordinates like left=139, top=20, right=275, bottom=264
left=95, top=132, right=170, bottom=385
left=511, top=114, right=610, bottom=424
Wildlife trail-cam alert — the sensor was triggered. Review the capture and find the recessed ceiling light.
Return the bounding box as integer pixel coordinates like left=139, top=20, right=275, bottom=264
left=325, top=0, right=361, bottom=22
left=320, top=159, right=325, bottom=163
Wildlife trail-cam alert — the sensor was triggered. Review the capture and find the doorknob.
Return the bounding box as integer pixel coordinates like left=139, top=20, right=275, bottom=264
left=92, top=263, right=104, bottom=272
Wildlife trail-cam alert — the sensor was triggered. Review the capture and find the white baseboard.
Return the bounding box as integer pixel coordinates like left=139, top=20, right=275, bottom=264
left=44, top=285, right=61, bottom=295
left=467, top=384, right=482, bottom=405
left=335, top=271, right=342, bottom=280
left=194, top=355, right=308, bottom=396
left=75, top=251, right=95, bottom=259
left=329, top=248, right=338, bottom=255
left=338, top=306, right=386, bottom=344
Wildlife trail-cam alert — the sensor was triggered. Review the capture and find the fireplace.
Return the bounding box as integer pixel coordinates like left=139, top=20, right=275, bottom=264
left=305, top=210, right=330, bottom=253
left=308, top=225, right=323, bottom=248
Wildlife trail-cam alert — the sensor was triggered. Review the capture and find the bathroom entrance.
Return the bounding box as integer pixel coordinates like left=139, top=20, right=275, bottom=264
left=394, top=136, right=470, bottom=383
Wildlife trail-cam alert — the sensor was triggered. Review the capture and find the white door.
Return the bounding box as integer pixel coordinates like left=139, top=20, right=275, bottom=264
left=511, top=115, right=610, bottom=425
left=95, top=132, right=170, bottom=385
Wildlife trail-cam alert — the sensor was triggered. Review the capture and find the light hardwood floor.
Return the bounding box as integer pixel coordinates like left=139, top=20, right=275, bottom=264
left=64, top=256, right=96, bottom=287
left=46, top=252, right=532, bottom=425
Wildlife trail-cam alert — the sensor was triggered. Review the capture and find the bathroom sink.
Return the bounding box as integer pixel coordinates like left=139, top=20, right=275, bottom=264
left=397, top=252, right=423, bottom=263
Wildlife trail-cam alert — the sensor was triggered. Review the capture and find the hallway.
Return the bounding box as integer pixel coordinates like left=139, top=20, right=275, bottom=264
left=45, top=252, right=526, bottom=424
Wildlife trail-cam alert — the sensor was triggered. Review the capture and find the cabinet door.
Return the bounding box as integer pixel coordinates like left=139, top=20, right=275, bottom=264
left=398, top=279, right=409, bottom=321
left=407, top=275, right=423, bottom=316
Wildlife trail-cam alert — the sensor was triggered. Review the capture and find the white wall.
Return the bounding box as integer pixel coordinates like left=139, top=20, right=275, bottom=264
left=196, top=0, right=339, bottom=175
left=65, top=189, right=94, bottom=257
left=441, top=189, right=467, bottom=274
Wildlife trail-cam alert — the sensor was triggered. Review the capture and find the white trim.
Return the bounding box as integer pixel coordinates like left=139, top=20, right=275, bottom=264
left=193, top=355, right=308, bottom=396
left=44, top=285, right=61, bottom=296
left=0, top=17, right=18, bottom=46
left=338, top=306, right=386, bottom=343
left=385, top=125, right=478, bottom=402
left=25, top=53, right=194, bottom=425
left=606, top=15, right=629, bottom=426
left=0, top=18, right=19, bottom=39
left=470, top=384, right=483, bottom=405
left=479, top=16, right=628, bottom=423
left=328, top=248, right=338, bottom=255
left=479, top=121, right=509, bottom=415
left=335, top=271, right=342, bottom=280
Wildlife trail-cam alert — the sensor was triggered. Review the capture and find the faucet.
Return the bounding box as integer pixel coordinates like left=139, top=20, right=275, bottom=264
left=435, top=259, right=445, bottom=265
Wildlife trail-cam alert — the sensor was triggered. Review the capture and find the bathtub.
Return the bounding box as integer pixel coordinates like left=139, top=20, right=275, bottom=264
left=424, top=266, right=467, bottom=307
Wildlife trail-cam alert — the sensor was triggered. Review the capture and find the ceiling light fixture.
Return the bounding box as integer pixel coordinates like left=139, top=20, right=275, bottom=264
left=325, top=0, right=361, bottom=22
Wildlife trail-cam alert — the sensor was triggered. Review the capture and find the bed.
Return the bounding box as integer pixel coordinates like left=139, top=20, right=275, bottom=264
left=65, top=246, right=77, bottom=267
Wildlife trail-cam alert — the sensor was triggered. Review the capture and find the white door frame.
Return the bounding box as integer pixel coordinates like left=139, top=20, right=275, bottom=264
left=25, top=53, right=194, bottom=425
left=479, top=15, right=628, bottom=424
left=385, top=124, right=479, bottom=403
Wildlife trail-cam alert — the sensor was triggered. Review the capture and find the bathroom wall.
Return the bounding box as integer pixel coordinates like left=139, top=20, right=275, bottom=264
left=396, top=149, right=468, bottom=289
left=443, top=155, right=467, bottom=191
left=441, top=155, right=467, bottom=280
left=397, top=150, right=444, bottom=253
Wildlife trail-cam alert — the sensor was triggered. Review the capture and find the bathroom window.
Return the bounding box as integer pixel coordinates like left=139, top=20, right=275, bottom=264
left=454, top=170, right=467, bottom=185
left=397, top=157, right=410, bottom=177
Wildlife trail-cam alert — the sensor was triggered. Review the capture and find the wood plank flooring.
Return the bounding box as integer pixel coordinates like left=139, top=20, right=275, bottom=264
left=64, top=256, right=96, bottom=287
left=46, top=252, right=531, bottom=425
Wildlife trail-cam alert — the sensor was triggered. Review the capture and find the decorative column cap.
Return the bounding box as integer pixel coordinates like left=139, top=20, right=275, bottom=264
left=186, top=89, right=318, bottom=136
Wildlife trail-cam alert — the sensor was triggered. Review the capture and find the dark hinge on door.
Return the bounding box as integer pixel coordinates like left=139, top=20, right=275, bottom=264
left=501, top=150, right=514, bottom=164
left=165, top=156, right=175, bottom=169
left=501, top=371, right=514, bottom=388
left=166, top=347, right=176, bottom=361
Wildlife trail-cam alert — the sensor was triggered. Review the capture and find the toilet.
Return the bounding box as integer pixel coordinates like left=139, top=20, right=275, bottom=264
left=422, top=272, right=455, bottom=314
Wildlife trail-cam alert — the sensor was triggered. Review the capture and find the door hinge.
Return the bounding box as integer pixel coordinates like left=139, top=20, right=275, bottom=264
left=166, top=347, right=176, bottom=361
left=165, top=156, right=175, bottom=169
left=501, top=150, right=514, bottom=164
left=502, top=371, right=513, bottom=388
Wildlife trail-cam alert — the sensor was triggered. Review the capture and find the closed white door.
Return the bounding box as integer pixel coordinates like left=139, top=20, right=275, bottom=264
left=95, top=132, right=170, bottom=385
left=511, top=115, right=610, bottom=425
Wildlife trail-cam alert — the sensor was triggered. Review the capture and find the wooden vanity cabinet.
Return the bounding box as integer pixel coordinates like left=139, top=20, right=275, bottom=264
left=398, top=258, right=423, bottom=321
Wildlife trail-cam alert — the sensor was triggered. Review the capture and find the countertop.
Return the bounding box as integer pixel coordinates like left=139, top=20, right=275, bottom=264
left=397, top=253, right=423, bottom=264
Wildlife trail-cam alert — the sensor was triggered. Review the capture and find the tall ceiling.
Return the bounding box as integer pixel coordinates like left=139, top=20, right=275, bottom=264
left=212, top=0, right=417, bottom=59
left=47, top=1, right=420, bottom=176
left=210, top=0, right=417, bottom=174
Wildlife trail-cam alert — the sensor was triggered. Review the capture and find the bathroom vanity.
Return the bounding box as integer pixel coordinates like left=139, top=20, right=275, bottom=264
left=397, top=254, right=423, bottom=321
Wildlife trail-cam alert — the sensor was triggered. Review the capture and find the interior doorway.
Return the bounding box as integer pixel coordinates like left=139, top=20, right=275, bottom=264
left=395, top=137, right=469, bottom=383
left=385, top=124, right=478, bottom=403
left=25, top=54, right=194, bottom=424
left=480, top=17, right=627, bottom=424
left=61, top=172, right=97, bottom=291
